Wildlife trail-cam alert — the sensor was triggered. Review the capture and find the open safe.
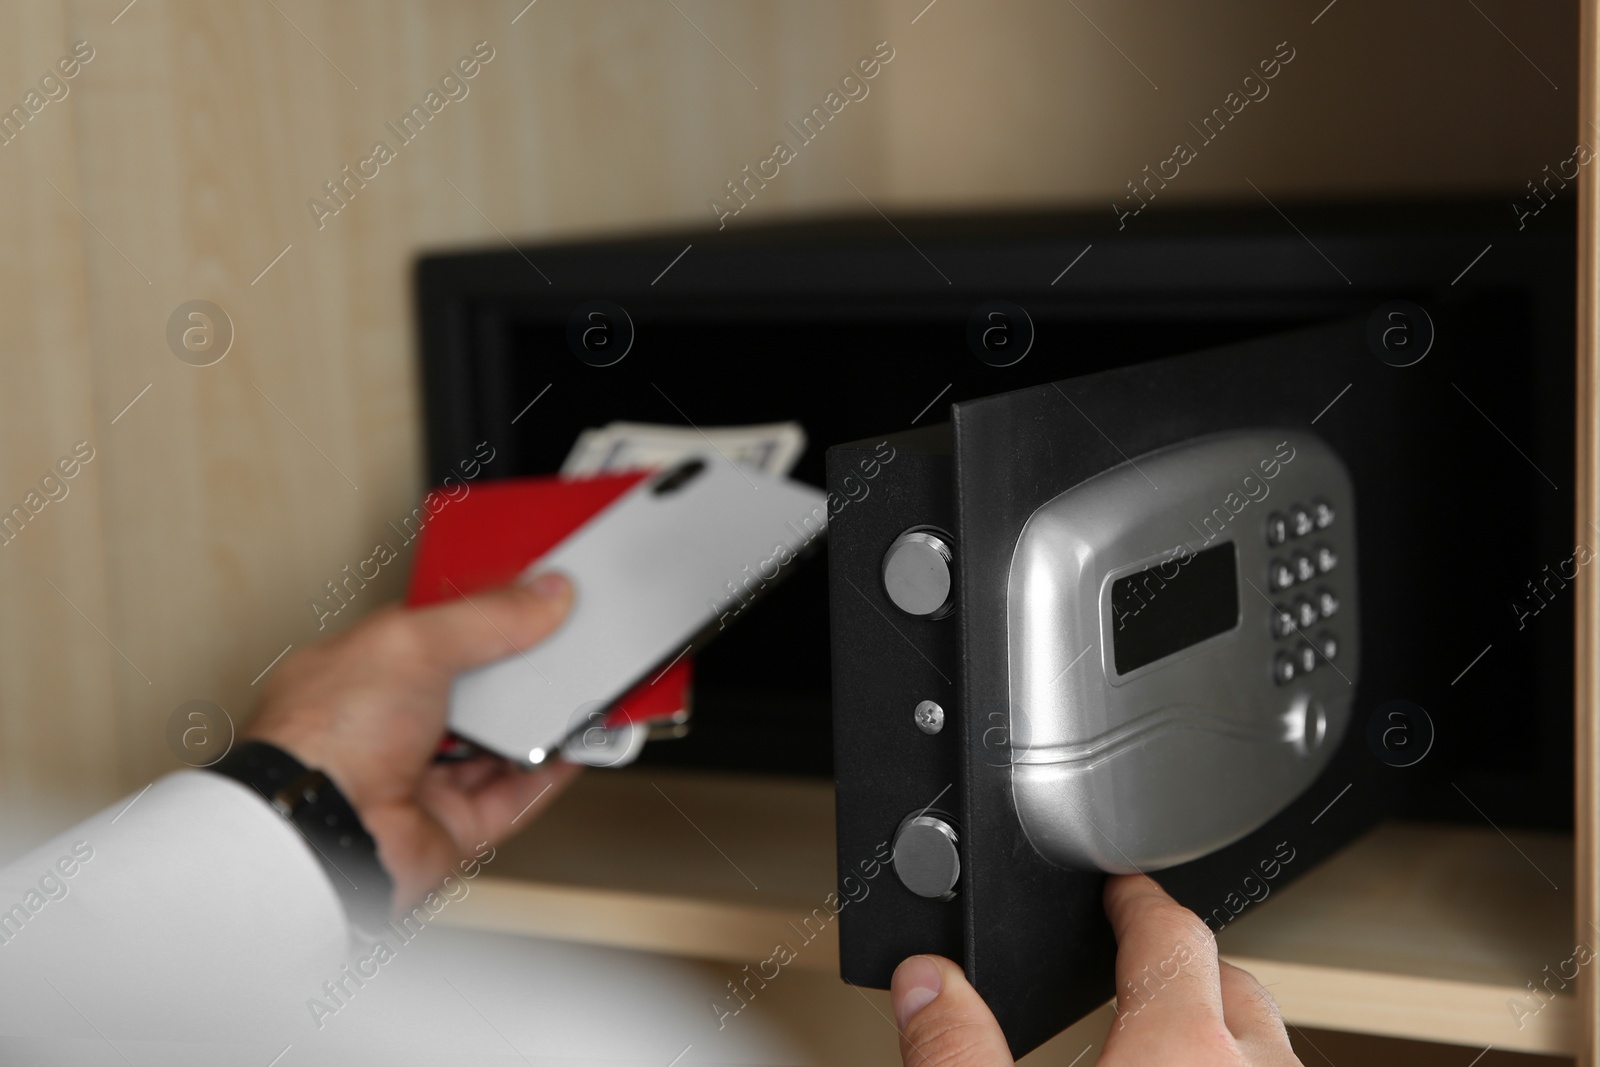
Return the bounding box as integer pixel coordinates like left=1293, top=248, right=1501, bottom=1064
left=416, top=198, right=1575, bottom=1054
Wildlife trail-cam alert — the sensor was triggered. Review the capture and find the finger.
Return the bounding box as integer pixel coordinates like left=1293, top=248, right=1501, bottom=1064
left=422, top=756, right=582, bottom=851
left=1218, top=961, right=1297, bottom=1062
left=890, top=954, right=1014, bottom=1067
left=441, top=754, right=512, bottom=794
left=1102, top=875, right=1227, bottom=1038
left=407, top=572, right=574, bottom=673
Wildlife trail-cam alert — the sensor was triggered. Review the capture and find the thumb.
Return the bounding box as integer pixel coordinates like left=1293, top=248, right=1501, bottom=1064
left=891, top=955, right=1014, bottom=1067
left=410, top=572, right=575, bottom=673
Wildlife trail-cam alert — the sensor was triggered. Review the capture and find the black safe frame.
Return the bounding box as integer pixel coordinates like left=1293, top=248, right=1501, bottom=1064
left=415, top=199, right=1577, bottom=1056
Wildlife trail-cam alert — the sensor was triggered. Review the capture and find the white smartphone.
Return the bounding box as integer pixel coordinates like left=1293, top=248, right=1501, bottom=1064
left=448, top=455, right=828, bottom=765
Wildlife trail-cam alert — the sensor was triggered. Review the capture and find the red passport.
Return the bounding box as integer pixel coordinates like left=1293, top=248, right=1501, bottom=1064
left=406, top=473, right=692, bottom=735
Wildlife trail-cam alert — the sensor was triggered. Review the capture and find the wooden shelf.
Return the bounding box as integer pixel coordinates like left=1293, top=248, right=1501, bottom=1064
left=439, top=767, right=1578, bottom=1057
left=1215, top=822, right=1576, bottom=1054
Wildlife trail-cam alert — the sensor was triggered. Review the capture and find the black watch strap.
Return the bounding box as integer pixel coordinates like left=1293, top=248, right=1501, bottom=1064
left=209, top=740, right=394, bottom=934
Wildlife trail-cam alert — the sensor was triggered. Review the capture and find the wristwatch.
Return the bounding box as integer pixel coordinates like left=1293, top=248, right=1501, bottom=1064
left=208, top=740, right=394, bottom=934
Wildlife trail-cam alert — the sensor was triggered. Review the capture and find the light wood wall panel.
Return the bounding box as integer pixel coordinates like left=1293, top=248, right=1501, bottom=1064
left=873, top=0, right=1579, bottom=210
left=0, top=3, right=122, bottom=850
left=1575, top=3, right=1598, bottom=1063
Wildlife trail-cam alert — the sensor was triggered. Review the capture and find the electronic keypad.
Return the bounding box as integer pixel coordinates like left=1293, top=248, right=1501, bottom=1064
left=1007, top=430, right=1359, bottom=872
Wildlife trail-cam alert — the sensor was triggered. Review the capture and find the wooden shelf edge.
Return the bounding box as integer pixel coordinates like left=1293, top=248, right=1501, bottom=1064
left=1227, top=955, right=1578, bottom=1057
left=438, top=876, right=842, bottom=973
left=439, top=877, right=1578, bottom=1056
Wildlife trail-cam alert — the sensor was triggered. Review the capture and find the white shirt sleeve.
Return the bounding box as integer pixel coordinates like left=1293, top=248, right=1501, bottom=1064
left=0, top=770, right=351, bottom=1048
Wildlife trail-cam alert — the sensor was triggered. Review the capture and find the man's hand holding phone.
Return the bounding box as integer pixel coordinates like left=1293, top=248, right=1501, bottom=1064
left=243, top=573, right=581, bottom=912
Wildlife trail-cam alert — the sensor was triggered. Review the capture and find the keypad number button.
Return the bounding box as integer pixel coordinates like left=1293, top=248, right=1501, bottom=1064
left=1270, top=604, right=1296, bottom=639
left=1290, top=505, right=1315, bottom=539
left=1312, top=499, right=1335, bottom=529
left=1295, top=642, right=1318, bottom=675
left=1269, top=560, right=1296, bottom=592
left=1316, top=631, right=1338, bottom=661
left=1315, top=588, right=1339, bottom=619
left=1294, top=597, right=1319, bottom=630
left=1313, top=544, right=1338, bottom=574
left=1272, top=651, right=1297, bottom=686
left=1265, top=513, right=1289, bottom=547
left=1293, top=553, right=1317, bottom=584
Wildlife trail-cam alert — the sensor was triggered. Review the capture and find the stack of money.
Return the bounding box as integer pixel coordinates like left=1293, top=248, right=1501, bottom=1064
left=560, top=421, right=807, bottom=478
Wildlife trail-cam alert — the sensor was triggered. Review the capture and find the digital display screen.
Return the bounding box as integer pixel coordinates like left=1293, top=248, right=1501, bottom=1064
left=1110, top=542, right=1239, bottom=674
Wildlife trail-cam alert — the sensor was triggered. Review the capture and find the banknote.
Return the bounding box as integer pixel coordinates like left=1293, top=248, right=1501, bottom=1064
left=560, top=420, right=806, bottom=477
